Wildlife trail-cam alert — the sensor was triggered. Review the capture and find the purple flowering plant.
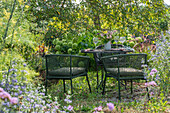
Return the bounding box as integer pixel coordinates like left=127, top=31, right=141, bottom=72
left=143, top=33, right=169, bottom=106
left=0, top=60, right=76, bottom=113
left=107, top=103, right=114, bottom=111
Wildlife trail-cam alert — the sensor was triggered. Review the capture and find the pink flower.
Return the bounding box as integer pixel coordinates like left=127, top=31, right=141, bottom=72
left=94, top=107, right=98, bottom=111
left=97, top=106, right=102, bottom=111
left=54, top=105, right=59, bottom=109
left=100, top=34, right=104, bottom=37
left=84, top=49, right=90, bottom=52
left=107, top=35, right=112, bottom=39
left=149, top=81, right=157, bottom=86
left=110, top=31, right=113, bottom=35
left=145, top=83, right=149, bottom=87
left=10, top=97, right=18, bottom=104
left=94, top=106, right=103, bottom=112
left=145, top=81, right=157, bottom=87
left=67, top=105, right=73, bottom=111
left=107, top=103, right=114, bottom=111
left=0, top=87, right=4, bottom=92
left=150, top=72, right=155, bottom=76
left=0, top=91, right=11, bottom=100
left=113, top=30, right=117, bottom=33
left=0, top=92, right=3, bottom=98
left=151, top=69, right=157, bottom=73
left=150, top=92, right=154, bottom=96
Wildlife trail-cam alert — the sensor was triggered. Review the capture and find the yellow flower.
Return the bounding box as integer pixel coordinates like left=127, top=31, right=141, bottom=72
left=35, top=47, right=39, bottom=51
left=44, top=47, right=48, bottom=52
left=148, top=109, right=150, bottom=112
left=84, top=15, right=88, bottom=18
left=51, top=22, right=54, bottom=26
left=53, top=17, right=56, bottom=20
left=51, top=36, right=54, bottom=38
left=103, top=31, right=108, bottom=34
left=25, top=5, right=29, bottom=8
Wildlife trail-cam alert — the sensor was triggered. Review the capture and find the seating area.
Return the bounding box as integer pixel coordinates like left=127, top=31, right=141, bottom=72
left=45, top=47, right=150, bottom=101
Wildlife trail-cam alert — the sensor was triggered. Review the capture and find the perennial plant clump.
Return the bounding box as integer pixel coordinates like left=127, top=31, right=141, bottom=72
left=142, top=32, right=170, bottom=112
left=146, top=33, right=169, bottom=96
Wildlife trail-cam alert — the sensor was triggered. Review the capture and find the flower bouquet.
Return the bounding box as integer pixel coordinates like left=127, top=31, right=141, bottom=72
left=96, top=30, right=118, bottom=44
left=96, top=30, right=118, bottom=50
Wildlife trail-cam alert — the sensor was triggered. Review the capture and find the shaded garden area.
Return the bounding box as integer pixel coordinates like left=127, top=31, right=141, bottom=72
left=0, top=0, right=170, bottom=112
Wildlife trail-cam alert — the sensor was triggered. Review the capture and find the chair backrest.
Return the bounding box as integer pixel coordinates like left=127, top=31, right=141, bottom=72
left=45, top=54, right=90, bottom=77
left=101, top=54, right=147, bottom=70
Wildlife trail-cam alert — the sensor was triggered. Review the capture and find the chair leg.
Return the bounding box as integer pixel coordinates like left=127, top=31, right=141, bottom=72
left=101, top=67, right=104, bottom=88
left=125, top=80, right=127, bottom=90
left=63, top=79, right=66, bottom=93
left=70, top=79, right=73, bottom=94
left=45, top=79, right=47, bottom=96
left=102, top=76, right=107, bottom=95
left=145, top=80, right=150, bottom=100
left=131, top=80, right=133, bottom=94
left=96, top=66, right=99, bottom=89
left=146, top=87, right=150, bottom=100
left=86, top=75, right=91, bottom=93
left=97, top=66, right=104, bottom=92
left=118, top=79, right=121, bottom=101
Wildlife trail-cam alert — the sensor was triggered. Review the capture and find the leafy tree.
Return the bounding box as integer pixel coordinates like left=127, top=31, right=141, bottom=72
left=24, top=0, right=169, bottom=50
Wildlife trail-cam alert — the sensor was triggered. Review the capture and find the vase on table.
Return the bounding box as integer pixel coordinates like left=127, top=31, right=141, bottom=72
left=104, top=41, right=111, bottom=50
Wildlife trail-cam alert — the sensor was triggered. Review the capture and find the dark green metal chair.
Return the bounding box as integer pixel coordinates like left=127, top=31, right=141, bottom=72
left=101, top=53, right=149, bottom=101
left=95, top=44, right=125, bottom=90
left=45, top=54, right=91, bottom=95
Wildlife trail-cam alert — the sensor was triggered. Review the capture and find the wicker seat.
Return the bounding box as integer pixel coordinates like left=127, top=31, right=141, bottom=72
left=106, top=68, right=143, bottom=77
left=45, top=54, right=91, bottom=95
left=48, top=67, right=86, bottom=77
left=101, top=53, right=150, bottom=101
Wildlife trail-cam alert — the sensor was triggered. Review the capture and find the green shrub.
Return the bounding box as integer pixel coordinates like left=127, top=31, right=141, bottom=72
left=0, top=50, right=38, bottom=81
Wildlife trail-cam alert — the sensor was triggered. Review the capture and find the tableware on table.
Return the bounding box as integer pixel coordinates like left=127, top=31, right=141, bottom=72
left=93, top=37, right=98, bottom=47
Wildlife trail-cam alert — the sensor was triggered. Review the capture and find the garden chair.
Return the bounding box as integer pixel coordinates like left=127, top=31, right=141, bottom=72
left=101, top=53, right=150, bottom=101
left=45, top=54, right=91, bottom=95
left=95, top=44, right=126, bottom=90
